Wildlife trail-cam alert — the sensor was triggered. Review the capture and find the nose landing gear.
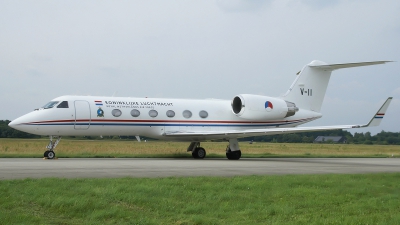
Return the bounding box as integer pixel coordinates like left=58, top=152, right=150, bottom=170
left=44, top=136, right=61, bottom=159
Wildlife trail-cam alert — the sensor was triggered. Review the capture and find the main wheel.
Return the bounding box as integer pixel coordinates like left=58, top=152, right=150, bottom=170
left=192, top=147, right=206, bottom=159
left=192, top=149, right=199, bottom=158
left=44, top=151, right=49, bottom=158
left=226, top=149, right=241, bottom=160
left=47, top=151, right=56, bottom=159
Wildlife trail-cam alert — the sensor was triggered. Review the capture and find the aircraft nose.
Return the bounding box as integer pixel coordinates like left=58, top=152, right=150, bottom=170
left=8, top=115, right=31, bottom=132
left=8, top=113, right=45, bottom=135
left=8, top=119, right=18, bottom=128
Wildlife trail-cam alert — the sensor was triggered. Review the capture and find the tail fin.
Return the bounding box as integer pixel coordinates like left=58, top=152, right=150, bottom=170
left=282, top=60, right=391, bottom=112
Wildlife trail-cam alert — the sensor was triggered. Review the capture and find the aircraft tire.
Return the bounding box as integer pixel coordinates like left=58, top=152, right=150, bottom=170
left=226, top=150, right=241, bottom=160
left=192, top=149, right=199, bottom=158
left=196, top=147, right=206, bottom=159
left=47, top=151, right=56, bottom=159
left=44, top=151, right=49, bottom=158
left=192, top=147, right=206, bottom=159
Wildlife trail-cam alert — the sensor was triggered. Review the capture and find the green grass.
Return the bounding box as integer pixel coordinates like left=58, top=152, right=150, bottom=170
left=1, top=173, right=400, bottom=224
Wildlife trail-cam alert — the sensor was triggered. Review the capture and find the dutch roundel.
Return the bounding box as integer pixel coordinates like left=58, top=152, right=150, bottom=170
left=265, top=101, right=273, bottom=111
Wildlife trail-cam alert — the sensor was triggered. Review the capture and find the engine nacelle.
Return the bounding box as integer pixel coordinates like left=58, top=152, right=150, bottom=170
left=231, top=94, right=299, bottom=120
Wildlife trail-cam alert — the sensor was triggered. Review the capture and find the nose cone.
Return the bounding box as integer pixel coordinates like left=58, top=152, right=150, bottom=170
left=8, top=116, right=25, bottom=130
left=8, top=120, right=17, bottom=128
left=8, top=113, right=36, bottom=134
left=8, top=111, right=52, bottom=136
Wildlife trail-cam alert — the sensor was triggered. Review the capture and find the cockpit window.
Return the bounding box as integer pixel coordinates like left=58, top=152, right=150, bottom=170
left=57, top=101, right=69, bottom=108
left=42, top=101, right=59, bottom=109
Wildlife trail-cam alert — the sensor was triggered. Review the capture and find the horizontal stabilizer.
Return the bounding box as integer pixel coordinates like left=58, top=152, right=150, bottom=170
left=309, top=61, right=392, bottom=71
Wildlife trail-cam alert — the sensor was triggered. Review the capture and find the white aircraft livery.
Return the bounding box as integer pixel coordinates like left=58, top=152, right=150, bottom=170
left=9, top=60, right=393, bottom=160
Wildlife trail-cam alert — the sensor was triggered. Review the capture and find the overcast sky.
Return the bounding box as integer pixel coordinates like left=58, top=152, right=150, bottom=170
left=1, top=0, right=399, bottom=134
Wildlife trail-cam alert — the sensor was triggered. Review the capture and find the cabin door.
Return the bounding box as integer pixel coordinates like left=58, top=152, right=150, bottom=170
left=74, top=100, right=91, bottom=130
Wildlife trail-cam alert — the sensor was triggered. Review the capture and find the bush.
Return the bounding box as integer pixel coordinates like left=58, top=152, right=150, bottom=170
left=364, top=140, right=373, bottom=145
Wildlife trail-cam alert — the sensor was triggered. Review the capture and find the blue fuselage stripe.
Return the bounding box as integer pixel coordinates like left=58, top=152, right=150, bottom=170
left=26, top=121, right=306, bottom=127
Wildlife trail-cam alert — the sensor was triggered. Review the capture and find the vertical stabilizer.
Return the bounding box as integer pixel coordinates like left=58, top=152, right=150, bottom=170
left=282, top=60, right=391, bottom=113
left=282, top=60, right=332, bottom=112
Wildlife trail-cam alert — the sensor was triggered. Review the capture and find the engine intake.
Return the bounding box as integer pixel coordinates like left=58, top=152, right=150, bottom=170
left=232, top=96, right=243, bottom=114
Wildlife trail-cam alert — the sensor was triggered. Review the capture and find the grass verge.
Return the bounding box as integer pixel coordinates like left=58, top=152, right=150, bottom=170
left=0, top=139, right=399, bottom=158
left=1, top=173, right=400, bottom=224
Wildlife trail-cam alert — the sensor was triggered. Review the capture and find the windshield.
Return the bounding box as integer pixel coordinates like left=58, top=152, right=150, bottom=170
left=42, top=101, right=59, bottom=109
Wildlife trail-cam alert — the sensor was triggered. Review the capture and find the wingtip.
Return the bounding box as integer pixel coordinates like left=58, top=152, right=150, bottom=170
left=364, top=97, right=393, bottom=127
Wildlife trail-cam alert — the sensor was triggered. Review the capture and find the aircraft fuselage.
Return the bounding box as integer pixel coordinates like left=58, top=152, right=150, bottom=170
left=9, top=95, right=321, bottom=141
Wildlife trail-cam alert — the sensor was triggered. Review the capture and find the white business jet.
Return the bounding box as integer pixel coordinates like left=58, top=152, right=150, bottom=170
left=9, top=60, right=393, bottom=160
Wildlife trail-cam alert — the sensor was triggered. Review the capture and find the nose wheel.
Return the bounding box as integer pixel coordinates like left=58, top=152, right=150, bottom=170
left=44, top=150, right=56, bottom=159
left=44, top=136, right=61, bottom=159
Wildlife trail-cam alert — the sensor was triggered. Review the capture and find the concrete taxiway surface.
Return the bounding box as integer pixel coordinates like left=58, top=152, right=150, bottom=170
left=1, top=158, right=400, bottom=180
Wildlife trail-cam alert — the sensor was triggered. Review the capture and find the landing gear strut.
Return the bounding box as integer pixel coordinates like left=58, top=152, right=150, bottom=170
left=188, top=142, right=206, bottom=159
left=44, top=136, right=61, bottom=159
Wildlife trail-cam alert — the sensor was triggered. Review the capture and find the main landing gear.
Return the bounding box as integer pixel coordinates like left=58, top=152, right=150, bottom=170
left=226, top=138, right=241, bottom=160
left=226, top=148, right=241, bottom=160
left=44, top=136, right=61, bottom=159
left=188, top=142, right=206, bottom=159
left=187, top=139, right=242, bottom=160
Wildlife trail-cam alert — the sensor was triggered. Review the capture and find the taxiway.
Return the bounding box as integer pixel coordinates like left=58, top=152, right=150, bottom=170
left=1, top=158, right=400, bottom=180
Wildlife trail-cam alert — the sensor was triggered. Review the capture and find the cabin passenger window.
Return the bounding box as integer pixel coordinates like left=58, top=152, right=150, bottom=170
left=112, top=109, right=122, bottom=117
left=42, top=101, right=59, bottom=109
left=183, top=110, right=192, bottom=119
left=166, top=110, right=175, bottom=118
left=149, top=110, right=158, bottom=118
left=57, top=101, right=69, bottom=108
left=131, top=109, right=140, bottom=117
left=199, top=110, right=208, bottom=118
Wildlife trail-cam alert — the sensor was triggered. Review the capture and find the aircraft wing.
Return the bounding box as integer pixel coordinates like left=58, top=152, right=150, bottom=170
left=164, top=97, right=392, bottom=140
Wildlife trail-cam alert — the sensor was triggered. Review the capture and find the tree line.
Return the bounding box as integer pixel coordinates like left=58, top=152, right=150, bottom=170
left=0, top=120, right=40, bottom=138
left=1, top=120, right=399, bottom=145
left=239, top=130, right=400, bottom=145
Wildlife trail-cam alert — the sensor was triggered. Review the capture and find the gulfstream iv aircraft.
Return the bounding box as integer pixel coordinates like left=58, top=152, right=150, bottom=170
left=9, top=60, right=393, bottom=160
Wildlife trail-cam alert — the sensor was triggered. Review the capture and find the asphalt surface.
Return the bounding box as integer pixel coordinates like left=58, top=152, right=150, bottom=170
left=1, top=158, right=400, bottom=180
